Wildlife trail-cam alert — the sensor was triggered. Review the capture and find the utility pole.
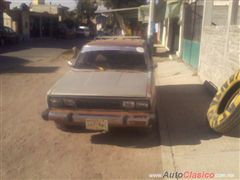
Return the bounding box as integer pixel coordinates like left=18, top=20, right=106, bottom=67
left=147, top=0, right=155, bottom=56
left=0, top=0, right=3, bottom=31
left=147, top=0, right=155, bottom=41
left=0, top=0, right=4, bottom=46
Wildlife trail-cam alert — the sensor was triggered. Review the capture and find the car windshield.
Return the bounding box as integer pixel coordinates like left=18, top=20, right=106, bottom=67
left=5, top=27, right=14, bottom=33
left=74, top=51, right=147, bottom=71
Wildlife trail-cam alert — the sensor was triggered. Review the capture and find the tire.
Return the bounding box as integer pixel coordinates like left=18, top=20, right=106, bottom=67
left=207, top=71, right=240, bottom=134
left=41, top=109, right=49, bottom=121
left=55, top=122, right=83, bottom=132
left=139, top=120, right=155, bottom=135
left=139, top=110, right=159, bottom=136
left=0, top=38, right=4, bottom=46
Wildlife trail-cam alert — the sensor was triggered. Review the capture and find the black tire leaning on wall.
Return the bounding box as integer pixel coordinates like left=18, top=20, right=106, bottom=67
left=207, top=71, right=240, bottom=134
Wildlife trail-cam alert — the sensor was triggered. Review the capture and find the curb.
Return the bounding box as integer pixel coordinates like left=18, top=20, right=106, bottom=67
left=159, top=111, right=177, bottom=180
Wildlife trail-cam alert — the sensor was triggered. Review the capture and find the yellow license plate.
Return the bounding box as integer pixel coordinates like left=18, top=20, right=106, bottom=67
left=85, top=119, right=108, bottom=131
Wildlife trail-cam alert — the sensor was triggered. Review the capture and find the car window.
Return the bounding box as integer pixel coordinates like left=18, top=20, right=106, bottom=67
left=4, top=27, right=14, bottom=33
left=8, top=28, right=14, bottom=33
left=4, top=27, right=9, bottom=33
left=74, top=51, right=147, bottom=71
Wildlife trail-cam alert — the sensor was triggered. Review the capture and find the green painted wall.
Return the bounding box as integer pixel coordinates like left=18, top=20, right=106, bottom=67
left=182, top=39, right=200, bottom=69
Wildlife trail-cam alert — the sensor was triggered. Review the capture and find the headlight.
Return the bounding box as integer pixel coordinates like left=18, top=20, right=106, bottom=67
left=48, top=97, right=63, bottom=107
left=136, top=101, right=149, bottom=109
left=63, top=98, right=76, bottom=107
left=122, top=101, right=135, bottom=109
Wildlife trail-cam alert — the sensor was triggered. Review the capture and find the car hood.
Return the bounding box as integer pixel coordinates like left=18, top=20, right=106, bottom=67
left=48, top=70, right=150, bottom=98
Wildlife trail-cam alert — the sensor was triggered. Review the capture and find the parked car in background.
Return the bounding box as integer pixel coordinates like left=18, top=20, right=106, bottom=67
left=96, top=30, right=112, bottom=37
left=58, top=23, right=76, bottom=39
left=42, top=37, right=158, bottom=134
left=76, top=25, right=90, bottom=38
left=0, top=29, right=3, bottom=46
left=1, top=26, right=19, bottom=45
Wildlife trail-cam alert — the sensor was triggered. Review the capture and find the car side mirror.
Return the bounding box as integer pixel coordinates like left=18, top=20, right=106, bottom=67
left=68, top=60, right=73, bottom=67
left=72, top=46, right=78, bottom=58
left=68, top=46, right=78, bottom=67
left=151, top=63, right=158, bottom=69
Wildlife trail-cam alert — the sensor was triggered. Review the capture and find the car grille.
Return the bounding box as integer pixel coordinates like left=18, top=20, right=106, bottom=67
left=49, top=97, right=150, bottom=110
left=63, top=98, right=123, bottom=110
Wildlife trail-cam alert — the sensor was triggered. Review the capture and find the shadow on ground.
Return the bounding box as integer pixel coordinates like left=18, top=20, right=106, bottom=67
left=156, top=84, right=225, bottom=146
left=0, top=38, right=91, bottom=54
left=56, top=123, right=160, bottom=148
left=89, top=84, right=224, bottom=148
left=0, top=55, right=59, bottom=74
left=154, top=50, right=170, bottom=58
left=91, top=128, right=160, bottom=148
left=57, top=84, right=229, bottom=148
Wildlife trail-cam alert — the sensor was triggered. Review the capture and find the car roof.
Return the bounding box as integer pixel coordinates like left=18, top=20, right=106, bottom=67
left=82, top=38, right=146, bottom=53
left=87, top=38, right=145, bottom=48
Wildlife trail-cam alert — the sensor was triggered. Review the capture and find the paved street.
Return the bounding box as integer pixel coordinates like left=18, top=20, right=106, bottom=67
left=1, top=40, right=239, bottom=179
left=0, top=39, right=87, bottom=72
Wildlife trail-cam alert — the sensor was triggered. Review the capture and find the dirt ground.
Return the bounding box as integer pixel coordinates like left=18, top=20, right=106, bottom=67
left=1, top=50, right=162, bottom=179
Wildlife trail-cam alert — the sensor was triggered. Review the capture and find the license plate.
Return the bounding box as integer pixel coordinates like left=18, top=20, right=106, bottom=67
left=85, top=119, right=108, bottom=131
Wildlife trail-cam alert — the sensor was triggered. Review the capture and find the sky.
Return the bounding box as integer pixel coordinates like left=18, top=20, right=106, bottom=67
left=9, top=0, right=77, bottom=10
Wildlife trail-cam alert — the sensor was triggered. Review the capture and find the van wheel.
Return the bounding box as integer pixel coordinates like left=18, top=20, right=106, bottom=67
left=207, top=71, right=240, bottom=133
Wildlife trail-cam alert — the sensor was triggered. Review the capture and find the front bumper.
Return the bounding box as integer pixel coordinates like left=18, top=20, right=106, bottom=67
left=42, top=109, right=154, bottom=128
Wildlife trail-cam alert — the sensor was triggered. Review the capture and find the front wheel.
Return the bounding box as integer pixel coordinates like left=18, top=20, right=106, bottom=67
left=0, top=38, right=4, bottom=46
left=139, top=111, right=159, bottom=135
left=55, top=122, right=85, bottom=132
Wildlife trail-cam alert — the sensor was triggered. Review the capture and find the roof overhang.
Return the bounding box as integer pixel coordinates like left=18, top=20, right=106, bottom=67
left=95, top=7, right=139, bottom=14
left=95, top=5, right=150, bottom=22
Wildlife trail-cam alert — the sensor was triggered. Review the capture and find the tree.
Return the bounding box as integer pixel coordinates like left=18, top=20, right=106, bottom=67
left=20, top=3, right=29, bottom=11
left=75, top=0, right=98, bottom=24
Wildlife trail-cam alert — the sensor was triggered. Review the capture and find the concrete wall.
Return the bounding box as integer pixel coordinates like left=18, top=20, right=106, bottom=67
left=0, top=0, right=3, bottom=31
left=30, top=5, right=59, bottom=15
left=0, top=10, right=3, bottom=31
left=32, top=0, right=45, bottom=5
left=212, top=6, right=240, bottom=25
left=3, top=12, right=11, bottom=27
left=199, top=25, right=240, bottom=88
left=3, top=12, right=17, bottom=32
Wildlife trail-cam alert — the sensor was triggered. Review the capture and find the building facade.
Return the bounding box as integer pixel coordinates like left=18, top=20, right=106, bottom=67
left=198, top=0, right=240, bottom=88
left=0, top=0, right=11, bottom=45
left=32, top=0, right=45, bottom=5
left=155, top=0, right=239, bottom=89
left=2, top=0, right=68, bottom=40
left=0, top=0, right=3, bottom=32
left=0, top=0, right=11, bottom=30
left=181, top=0, right=204, bottom=69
